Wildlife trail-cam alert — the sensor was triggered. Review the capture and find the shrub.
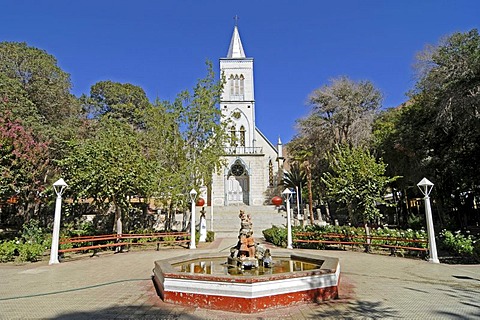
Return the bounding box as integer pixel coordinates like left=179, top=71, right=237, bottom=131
left=263, top=226, right=287, bottom=247
left=0, top=240, right=17, bottom=262
left=21, top=219, right=45, bottom=244
left=16, top=242, right=45, bottom=262
left=0, top=219, right=50, bottom=263
left=474, top=240, right=480, bottom=260
left=206, top=231, right=215, bottom=242
left=440, top=230, right=474, bottom=256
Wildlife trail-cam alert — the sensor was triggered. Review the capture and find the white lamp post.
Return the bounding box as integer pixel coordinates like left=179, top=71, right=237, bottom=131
left=49, top=178, right=68, bottom=265
left=189, top=189, right=197, bottom=249
left=417, top=178, right=439, bottom=263
left=282, top=188, right=293, bottom=249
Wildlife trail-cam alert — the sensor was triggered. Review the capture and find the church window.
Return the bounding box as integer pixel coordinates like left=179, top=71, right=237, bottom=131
left=230, top=125, right=236, bottom=146
left=229, top=74, right=245, bottom=97
left=268, top=160, right=274, bottom=187
left=239, top=126, right=245, bottom=146
left=229, top=74, right=234, bottom=95
left=239, top=74, right=244, bottom=95
left=234, top=75, right=240, bottom=95
left=231, top=163, right=244, bottom=176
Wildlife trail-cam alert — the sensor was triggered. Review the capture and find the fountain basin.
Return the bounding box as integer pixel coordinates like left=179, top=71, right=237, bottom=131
left=153, top=252, right=340, bottom=313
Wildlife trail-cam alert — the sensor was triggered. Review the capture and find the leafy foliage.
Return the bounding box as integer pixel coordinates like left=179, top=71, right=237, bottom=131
left=303, top=76, right=382, bottom=148
left=282, top=162, right=307, bottom=205
left=0, top=240, right=17, bottom=262
left=0, top=219, right=48, bottom=263
left=289, top=77, right=384, bottom=223
left=373, top=29, right=480, bottom=229
left=0, top=113, right=50, bottom=217
left=175, top=61, right=227, bottom=188
left=0, top=42, right=82, bottom=226
left=60, top=118, right=153, bottom=231
left=322, top=145, right=398, bottom=224
left=262, top=225, right=287, bottom=248
left=85, top=81, right=151, bottom=129
left=439, top=230, right=475, bottom=256
left=0, top=42, right=78, bottom=129
left=264, top=225, right=428, bottom=253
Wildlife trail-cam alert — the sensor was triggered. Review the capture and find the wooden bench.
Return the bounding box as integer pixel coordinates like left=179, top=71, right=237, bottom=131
left=59, top=232, right=190, bottom=253
left=293, top=232, right=428, bottom=254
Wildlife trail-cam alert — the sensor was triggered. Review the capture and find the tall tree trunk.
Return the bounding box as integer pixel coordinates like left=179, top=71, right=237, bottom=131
left=347, top=202, right=355, bottom=224
left=364, top=222, right=371, bottom=253
left=112, top=200, right=122, bottom=233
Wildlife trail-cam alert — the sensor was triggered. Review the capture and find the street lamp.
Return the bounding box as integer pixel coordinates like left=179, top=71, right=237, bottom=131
left=189, top=189, right=197, bottom=249
left=417, top=178, right=439, bottom=263
left=49, top=178, right=68, bottom=265
left=282, top=188, right=293, bottom=249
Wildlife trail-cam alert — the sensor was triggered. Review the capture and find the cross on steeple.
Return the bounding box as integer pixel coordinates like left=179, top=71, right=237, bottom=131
left=234, top=15, right=239, bottom=26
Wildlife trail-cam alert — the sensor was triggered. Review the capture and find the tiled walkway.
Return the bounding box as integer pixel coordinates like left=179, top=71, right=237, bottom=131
left=1, top=237, right=479, bottom=319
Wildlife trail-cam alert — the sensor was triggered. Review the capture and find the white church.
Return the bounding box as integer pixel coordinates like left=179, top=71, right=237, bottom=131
left=210, top=24, right=284, bottom=207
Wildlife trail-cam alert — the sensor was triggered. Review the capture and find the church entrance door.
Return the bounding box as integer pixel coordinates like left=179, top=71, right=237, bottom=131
left=227, top=175, right=249, bottom=205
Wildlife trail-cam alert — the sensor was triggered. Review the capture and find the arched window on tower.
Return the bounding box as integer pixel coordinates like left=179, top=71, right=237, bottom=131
left=239, top=125, right=245, bottom=147
left=229, top=74, right=234, bottom=96
left=234, top=75, right=240, bottom=95
left=239, top=74, right=245, bottom=96
left=268, top=160, right=274, bottom=187
left=230, top=125, right=236, bottom=146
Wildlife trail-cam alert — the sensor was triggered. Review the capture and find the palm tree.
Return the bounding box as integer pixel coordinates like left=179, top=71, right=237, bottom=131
left=282, top=163, right=307, bottom=215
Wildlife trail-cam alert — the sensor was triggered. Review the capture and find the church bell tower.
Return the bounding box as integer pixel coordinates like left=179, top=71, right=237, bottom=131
left=220, top=24, right=256, bottom=152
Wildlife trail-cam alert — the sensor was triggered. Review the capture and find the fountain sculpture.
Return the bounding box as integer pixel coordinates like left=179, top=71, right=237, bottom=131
left=153, top=210, right=340, bottom=313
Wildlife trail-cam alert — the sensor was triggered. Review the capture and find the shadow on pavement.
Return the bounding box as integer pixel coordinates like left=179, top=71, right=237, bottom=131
left=51, top=305, right=203, bottom=320
left=437, top=286, right=480, bottom=319
left=311, top=300, right=399, bottom=319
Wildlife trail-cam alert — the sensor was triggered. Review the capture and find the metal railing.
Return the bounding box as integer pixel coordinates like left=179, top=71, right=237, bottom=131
left=225, top=146, right=263, bottom=155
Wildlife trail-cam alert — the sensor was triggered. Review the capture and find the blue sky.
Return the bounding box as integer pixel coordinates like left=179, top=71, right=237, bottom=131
left=1, top=1, right=478, bottom=143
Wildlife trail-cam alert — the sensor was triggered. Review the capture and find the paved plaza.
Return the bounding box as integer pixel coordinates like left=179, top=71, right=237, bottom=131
left=0, top=235, right=479, bottom=319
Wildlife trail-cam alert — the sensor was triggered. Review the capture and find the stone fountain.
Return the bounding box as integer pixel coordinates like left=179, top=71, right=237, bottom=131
left=153, top=210, right=340, bottom=313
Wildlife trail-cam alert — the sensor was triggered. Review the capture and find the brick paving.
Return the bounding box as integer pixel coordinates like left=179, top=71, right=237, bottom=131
left=1, top=236, right=479, bottom=319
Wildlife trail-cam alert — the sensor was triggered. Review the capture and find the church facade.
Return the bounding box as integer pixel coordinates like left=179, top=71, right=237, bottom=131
left=210, top=25, right=283, bottom=206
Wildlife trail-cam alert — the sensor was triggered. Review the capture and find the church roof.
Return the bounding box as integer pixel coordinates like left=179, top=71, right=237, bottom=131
left=227, top=25, right=246, bottom=58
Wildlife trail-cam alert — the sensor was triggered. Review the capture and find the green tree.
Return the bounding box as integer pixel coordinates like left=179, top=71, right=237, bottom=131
left=140, top=100, right=187, bottom=230
left=84, top=81, right=151, bottom=129
left=412, top=29, right=480, bottom=217
left=0, top=42, right=82, bottom=227
left=60, top=118, right=153, bottom=232
left=305, top=76, right=382, bottom=148
left=374, top=29, right=480, bottom=228
left=283, top=163, right=307, bottom=191
left=372, top=104, right=426, bottom=226
left=0, top=42, right=80, bottom=133
left=322, top=145, right=398, bottom=226
left=174, top=61, right=227, bottom=189
left=289, top=76, right=383, bottom=223
left=283, top=162, right=307, bottom=216
left=0, top=113, right=50, bottom=223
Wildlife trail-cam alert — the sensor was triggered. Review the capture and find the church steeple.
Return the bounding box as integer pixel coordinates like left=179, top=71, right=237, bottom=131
left=227, top=25, right=246, bottom=58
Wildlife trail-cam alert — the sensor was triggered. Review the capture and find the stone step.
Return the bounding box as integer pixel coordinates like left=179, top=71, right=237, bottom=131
left=204, top=205, right=287, bottom=235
